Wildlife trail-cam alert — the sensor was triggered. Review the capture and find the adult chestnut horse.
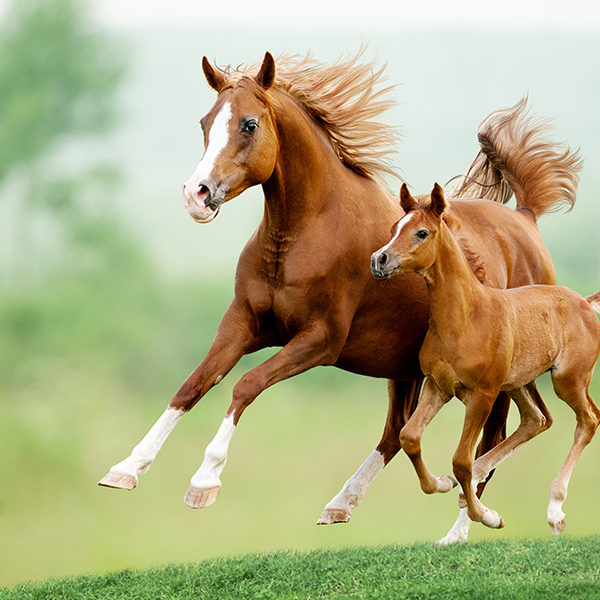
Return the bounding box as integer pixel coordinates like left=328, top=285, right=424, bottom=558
left=99, top=51, right=580, bottom=543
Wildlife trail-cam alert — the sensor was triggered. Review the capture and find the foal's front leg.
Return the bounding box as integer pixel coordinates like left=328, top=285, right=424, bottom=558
left=452, top=391, right=504, bottom=529
left=399, top=379, right=457, bottom=494
left=98, top=302, right=254, bottom=491
left=185, top=322, right=345, bottom=508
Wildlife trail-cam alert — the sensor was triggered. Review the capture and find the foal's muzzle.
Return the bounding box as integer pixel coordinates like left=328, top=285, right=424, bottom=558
left=371, top=249, right=399, bottom=279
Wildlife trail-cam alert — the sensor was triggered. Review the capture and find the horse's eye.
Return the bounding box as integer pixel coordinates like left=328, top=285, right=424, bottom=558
left=200, top=116, right=207, bottom=132
left=416, top=228, right=429, bottom=240
left=241, top=117, right=258, bottom=135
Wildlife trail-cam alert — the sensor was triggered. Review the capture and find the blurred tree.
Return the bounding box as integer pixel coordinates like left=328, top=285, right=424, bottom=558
left=0, top=0, right=127, bottom=289
left=0, top=0, right=124, bottom=181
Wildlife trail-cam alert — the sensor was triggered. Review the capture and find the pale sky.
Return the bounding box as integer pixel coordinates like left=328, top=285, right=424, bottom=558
left=0, top=0, right=599, bottom=32
left=94, top=0, right=600, bottom=32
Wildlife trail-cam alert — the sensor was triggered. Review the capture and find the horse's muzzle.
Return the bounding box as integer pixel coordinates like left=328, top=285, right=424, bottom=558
left=182, top=180, right=224, bottom=223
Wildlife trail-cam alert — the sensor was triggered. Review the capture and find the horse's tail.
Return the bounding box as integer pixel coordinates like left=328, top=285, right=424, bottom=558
left=447, top=97, right=583, bottom=219
left=586, top=292, right=600, bottom=314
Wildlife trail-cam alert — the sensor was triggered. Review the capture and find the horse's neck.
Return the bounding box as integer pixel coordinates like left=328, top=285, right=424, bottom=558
left=422, top=222, right=486, bottom=335
left=261, top=92, right=352, bottom=234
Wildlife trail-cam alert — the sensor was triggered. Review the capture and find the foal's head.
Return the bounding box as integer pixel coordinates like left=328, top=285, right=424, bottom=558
left=182, top=52, right=279, bottom=223
left=371, top=183, right=447, bottom=279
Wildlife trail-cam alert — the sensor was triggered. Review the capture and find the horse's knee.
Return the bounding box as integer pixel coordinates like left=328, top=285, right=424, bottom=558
left=231, top=376, right=263, bottom=413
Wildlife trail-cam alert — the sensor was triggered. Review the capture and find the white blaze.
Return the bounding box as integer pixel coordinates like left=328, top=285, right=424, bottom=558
left=379, top=212, right=415, bottom=253
left=184, top=101, right=233, bottom=198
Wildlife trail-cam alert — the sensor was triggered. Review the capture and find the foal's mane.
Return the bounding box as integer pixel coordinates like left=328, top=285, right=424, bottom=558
left=214, top=48, right=401, bottom=185
left=413, top=194, right=490, bottom=285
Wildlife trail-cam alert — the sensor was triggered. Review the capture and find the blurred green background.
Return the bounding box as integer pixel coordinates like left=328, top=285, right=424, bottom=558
left=0, top=0, right=599, bottom=587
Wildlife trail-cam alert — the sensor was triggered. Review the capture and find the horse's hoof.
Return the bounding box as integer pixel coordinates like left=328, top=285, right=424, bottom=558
left=98, top=472, right=137, bottom=490
left=184, top=485, right=220, bottom=509
left=550, top=518, right=566, bottom=536
left=317, top=507, right=352, bottom=525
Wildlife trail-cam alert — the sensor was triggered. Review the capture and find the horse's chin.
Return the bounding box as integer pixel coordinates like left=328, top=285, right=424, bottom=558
left=188, top=205, right=220, bottom=223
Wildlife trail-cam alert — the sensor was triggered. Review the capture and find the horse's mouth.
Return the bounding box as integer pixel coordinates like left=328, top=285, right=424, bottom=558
left=190, top=204, right=221, bottom=223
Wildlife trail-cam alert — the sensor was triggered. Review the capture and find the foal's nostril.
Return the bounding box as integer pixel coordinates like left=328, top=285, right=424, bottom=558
left=378, top=252, right=388, bottom=267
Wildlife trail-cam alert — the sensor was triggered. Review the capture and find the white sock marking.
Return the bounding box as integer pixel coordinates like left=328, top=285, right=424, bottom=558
left=322, top=450, right=385, bottom=513
left=189, top=413, right=236, bottom=491
left=108, top=408, right=184, bottom=480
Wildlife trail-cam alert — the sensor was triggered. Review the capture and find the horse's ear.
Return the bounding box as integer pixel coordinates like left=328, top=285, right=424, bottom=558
left=256, top=52, right=276, bottom=90
left=202, top=56, right=226, bottom=92
left=400, top=183, right=418, bottom=213
left=430, top=182, right=447, bottom=217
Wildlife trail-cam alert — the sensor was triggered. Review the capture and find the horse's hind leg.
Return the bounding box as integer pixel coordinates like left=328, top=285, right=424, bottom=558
left=547, top=373, right=600, bottom=535
left=317, top=379, right=422, bottom=525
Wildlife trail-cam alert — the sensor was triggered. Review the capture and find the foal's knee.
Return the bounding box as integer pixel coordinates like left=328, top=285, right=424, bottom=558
left=452, top=454, right=472, bottom=487
left=399, top=427, right=421, bottom=458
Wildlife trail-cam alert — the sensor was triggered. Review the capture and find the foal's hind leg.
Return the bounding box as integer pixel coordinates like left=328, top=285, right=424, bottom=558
left=547, top=373, right=600, bottom=535
left=318, top=379, right=423, bottom=525
left=470, top=383, right=552, bottom=489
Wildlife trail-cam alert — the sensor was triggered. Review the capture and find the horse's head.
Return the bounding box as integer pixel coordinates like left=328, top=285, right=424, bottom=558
left=371, top=183, right=447, bottom=279
left=182, top=52, right=279, bottom=223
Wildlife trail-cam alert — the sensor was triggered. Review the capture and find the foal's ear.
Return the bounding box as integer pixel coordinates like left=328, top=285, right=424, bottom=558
left=430, top=182, right=447, bottom=217
left=202, top=56, right=226, bottom=92
left=256, top=51, right=276, bottom=90
left=400, top=183, right=418, bottom=213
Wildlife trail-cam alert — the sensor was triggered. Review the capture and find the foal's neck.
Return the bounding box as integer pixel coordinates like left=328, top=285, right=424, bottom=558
left=421, top=221, right=486, bottom=330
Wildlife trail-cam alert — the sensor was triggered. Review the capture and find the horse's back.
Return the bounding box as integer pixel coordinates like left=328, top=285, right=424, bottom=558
left=447, top=198, right=555, bottom=289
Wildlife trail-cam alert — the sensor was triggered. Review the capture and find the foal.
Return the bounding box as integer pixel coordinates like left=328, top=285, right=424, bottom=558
left=371, top=183, right=600, bottom=535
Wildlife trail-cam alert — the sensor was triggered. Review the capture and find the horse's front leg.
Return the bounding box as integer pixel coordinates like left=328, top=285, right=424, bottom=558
left=98, top=303, right=255, bottom=491
left=185, top=323, right=344, bottom=508
left=318, top=379, right=423, bottom=525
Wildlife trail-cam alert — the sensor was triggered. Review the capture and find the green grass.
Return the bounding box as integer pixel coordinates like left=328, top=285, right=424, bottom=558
left=2, top=537, right=600, bottom=599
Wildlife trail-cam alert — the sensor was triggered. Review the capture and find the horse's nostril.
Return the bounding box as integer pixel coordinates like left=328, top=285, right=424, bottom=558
left=378, top=253, right=388, bottom=267
left=199, top=184, right=210, bottom=194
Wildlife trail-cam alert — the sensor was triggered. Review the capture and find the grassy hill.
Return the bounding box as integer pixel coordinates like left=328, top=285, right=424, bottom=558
left=3, top=536, right=600, bottom=599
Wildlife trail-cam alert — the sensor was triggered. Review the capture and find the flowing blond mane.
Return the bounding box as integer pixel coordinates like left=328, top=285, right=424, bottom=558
left=213, top=49, right=401, bottom=185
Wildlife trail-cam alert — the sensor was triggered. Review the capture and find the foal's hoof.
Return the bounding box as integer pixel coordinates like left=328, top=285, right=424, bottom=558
left=98, top=472, right=137, bottom=490
left=184, top=485, right=220, bottom=509
left=438, top=475, right=459, bottom=493
left=481, top=510, right=505, bottom=529
left=550, top=518, right=566, bottom=536
left=317, top=507, right=352, bottom=525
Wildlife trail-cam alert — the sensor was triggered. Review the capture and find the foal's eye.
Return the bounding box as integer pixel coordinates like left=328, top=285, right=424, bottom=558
left=416, top=228, right=429, bottom=240
left=241, top=117, right=258, bottom=135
